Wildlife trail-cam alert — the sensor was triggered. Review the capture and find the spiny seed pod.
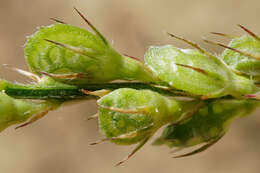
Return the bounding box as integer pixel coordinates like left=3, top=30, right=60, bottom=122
left=220, top=25, right=260, bottom=81
left=97, top=88, right=200, bottom=145
left=25, top=9, right=157, bottom=86
left=0, top=91, right=60, bottom=132
left=153, top=99, right=259, bottom=157
left=97, top=88, right=201, bottom=165
left=144, top=37, right=259, bottom=99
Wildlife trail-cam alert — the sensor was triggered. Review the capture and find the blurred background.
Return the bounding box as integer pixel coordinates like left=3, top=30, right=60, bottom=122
left=0, top=0, right=260, bottom=172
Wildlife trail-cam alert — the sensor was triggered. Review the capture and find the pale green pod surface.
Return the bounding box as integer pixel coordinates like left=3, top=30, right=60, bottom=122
left=25, top=24, right=157, bottom=86
left=222, top=35, right=260, bottom=80
left=97, top=88, right=199, bottom=145
left=153, top=99, right=259, bottom=148
left=144, top=45, right=258, bottom=98
left=0, top=92, right=60, bottom=132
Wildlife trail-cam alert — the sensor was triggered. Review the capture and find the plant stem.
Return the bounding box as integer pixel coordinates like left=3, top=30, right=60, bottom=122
left=4, top=82, right=191, bottom=100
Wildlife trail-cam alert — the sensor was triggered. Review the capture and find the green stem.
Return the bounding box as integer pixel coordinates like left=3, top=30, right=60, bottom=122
left=3, top=81, right=190, bottom=100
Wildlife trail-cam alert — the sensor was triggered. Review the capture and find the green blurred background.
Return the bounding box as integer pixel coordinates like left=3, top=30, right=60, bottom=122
left=0, top=0, right=259, bottom=172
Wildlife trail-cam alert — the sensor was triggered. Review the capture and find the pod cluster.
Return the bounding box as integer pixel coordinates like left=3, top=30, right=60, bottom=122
left=0, top=9, right=260, bottom=165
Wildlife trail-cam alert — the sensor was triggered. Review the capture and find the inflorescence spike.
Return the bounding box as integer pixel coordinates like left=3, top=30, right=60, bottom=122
left=74, top=7, right=108, bottom=45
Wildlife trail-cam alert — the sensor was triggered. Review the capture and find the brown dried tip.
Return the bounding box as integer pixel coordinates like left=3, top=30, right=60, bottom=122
left=175, top=63, right=207, bottom=75
left=73, top=7, right=108, bottom=45
left=210, top=32, right=237, bottom=39
left=15, top=109, right=51, bottom=130
left=50, top=18, right=67, bottom=24
left=203, top=39, right=260, bottom=60
left=238, top=24, right=260, bottom=41
left=90, top=138, right=109, bottom=145
left=167, top=32, right=212, bottom=57
left=115, top=137, right=149, bottom=166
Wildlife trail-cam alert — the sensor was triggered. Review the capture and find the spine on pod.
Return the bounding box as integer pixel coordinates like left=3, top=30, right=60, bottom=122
left=153, top=99, right=259, bottom=157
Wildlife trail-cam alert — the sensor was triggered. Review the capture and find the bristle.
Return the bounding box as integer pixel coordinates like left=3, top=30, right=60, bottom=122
left=73, top=7, right=108, bottom=45
left=238, top=24, right=260, bottom=42
left=39, top=71, right=85, bottom=79
left=173, top=135, right=223, bottom=158
left=87, top=113, right=99, bottom=121
left=15, top=107, right=54, bottom=130
left=210, top=32, right=237, bottom=39
left=111, top=131, right=138, bottom=140
left=44, top=39, right=97, bottom=59
left=115, top=137, right=150, bottom=166
left=167, top=32, right=212, bottom=58
left=203, top=39, right=260, bottom=60
left=175, top=63, right=207, bottom=75
left=123, top=54, right=142, bottom=62
left=50, top=18, right=66, bottom=24
left=3, top=64, right=41, bottom=82
left=90, top=138, right=109, bottom=145
left=99, top=105, right=148, bottom=114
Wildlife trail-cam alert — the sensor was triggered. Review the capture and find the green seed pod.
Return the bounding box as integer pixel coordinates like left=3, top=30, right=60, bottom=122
left=145, top=44, right=258, bottom=98
left=221, top=27, right=260, bottom=81
left=25, top=11, right=157, bottom=86
left=0, top=91, right=60, bottom=132
left=153, top=99, right=259, bottom=157
left=97, top=88, right=200, bottom=145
